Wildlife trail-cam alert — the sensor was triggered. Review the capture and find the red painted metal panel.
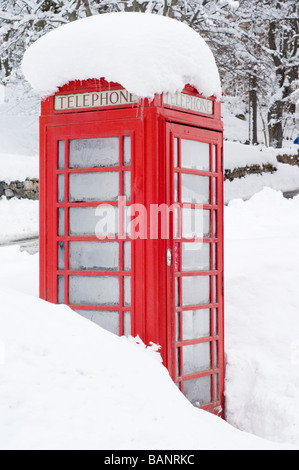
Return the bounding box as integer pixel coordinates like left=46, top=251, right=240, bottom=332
left=165, top=123, right=224, bottom=416
left=40, top=79, right=224, bottom=416
left=42, top=112, right=144, bottom=342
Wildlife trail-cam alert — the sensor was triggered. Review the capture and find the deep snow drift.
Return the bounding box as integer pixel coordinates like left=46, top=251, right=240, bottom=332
left=0, top=189, right=298, bottom=449
left=0, top=265, right=289, bottom=450
left=225, top=188, right=299, bottom=445
left=22, top=12, right=222, bottom=100
left=0, top=198, right=38, bottom=244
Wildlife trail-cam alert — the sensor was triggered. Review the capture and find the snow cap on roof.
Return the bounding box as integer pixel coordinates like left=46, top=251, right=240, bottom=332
left=22, top=12, right=222, bottom=100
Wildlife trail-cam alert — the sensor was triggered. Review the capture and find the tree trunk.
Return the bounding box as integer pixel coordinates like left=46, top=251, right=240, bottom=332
left=249, top=73, right=258, bottom=145
left=268, top=99, right=284, bottom=148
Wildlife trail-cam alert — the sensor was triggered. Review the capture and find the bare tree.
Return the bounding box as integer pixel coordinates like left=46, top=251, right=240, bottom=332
left=0, top=0, right=298, bottom=149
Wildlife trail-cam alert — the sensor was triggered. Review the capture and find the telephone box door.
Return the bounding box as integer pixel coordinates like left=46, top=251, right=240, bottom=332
left=166, top=123, right=224, bottom=415
left=41, top=115, right=144, bottom=339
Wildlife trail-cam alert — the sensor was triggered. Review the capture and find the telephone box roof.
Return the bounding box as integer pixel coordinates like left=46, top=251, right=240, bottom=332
left=22, top=12, right=222, bottom=100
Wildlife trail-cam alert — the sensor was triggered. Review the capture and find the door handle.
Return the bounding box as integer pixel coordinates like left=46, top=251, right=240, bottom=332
left=167, top=249, right=172, bottom=267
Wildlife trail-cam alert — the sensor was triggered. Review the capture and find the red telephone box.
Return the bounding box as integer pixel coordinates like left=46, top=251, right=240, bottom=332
left=40, top=78, right=224, bottom=416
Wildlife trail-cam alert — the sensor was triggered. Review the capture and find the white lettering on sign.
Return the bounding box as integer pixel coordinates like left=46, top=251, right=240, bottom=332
left=55, top=89, right=139, bottom=111
left=163, top=92, right=213, bottom=115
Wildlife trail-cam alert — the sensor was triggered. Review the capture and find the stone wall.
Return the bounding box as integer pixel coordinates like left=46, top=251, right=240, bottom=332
left=0, top=178, right=39, bottom=200
left=224, top=163, right=277, bottom=182
left=276, top=152, right=299, bottom=166
left=0, top=151, right=297, bottom=200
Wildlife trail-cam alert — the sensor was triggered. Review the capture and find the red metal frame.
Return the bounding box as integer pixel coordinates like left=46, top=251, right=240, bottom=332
left=165, top=124, right=224, bottom=415
left=41, top=117, right=144, bottom=338
left=40, top=79, right=224, bottom=415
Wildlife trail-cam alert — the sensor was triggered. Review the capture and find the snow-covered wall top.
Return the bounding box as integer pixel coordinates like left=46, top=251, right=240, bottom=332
left=21, top=13, right=222, bottom=100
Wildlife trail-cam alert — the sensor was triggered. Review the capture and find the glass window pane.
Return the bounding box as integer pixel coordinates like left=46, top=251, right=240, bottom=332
left=174, top=138, right=178, bottom=167
left=69, top=207, right=97, bottom=237
left=214, top=373, right=219, bottom=401
left=69, top=137, right=119, bottom=168
left=182, top=208, right=210, bottom=239
left=124, top=241, right=131, bottom=271
left=69, top=275, right=119, bottom=306
left=214, top=276, right=218, bottom=303
left=182, top=242, right=210, bottom=271
left=174, top=173, right=178, bottom=202
left=124, top=171, right=131, bottom=200
left=58, top=174, right=65, bottom=203
left=174, top=243, right=180, bottom=272
left=58, top=242, right=65, bottom=270
left=182, top=276, right=210, bottom=306
left=213, top=145, right=217, bottom=172
left=181, top=139, right=210, bottom=171
left=181, top=174, right=210, bottom=204
left=182, top=309, right=211, bottom=340
left=96, top=206, right=119, bottom=238
left=183, top=342, right=211, bottom=375
left=58, top=275, right=65, bottom=304
left=175, top=277, right=180, bottom=307
left=213, top=178, right=217, bottom=205
left=184, top=376, right=212, bottom=407
left=204, top=210, right=211, bottom=238
left=58, top=208, right=65, bottom=237
left=214, top=211, right=217, bottom=237
left=58, top=141, right=65, bottom=169
left=124, top=311, right=131, bottom=336
left=124, top=276, right=131, bottom=307
left=75, top=310, right=119, bottom=335
left=69, top=206, right=118, bottom=237
left=176, top=312, right=181, bottom=342
left=174, top=206, right=180, bottom=238
left=214, top=341, right=219, bottom=368
left=123, top=206, right=131, bottom=237
left=214, top=308, right=218, bottom=336
left=70, top=241, right=119, bottom=271
left=213, top=244, right=217, bottom=270
left=176, top=347, right=181, bottom=377
left=124, top=136, right=131, bottom=166
left=69, top=172, right=119, bottom=202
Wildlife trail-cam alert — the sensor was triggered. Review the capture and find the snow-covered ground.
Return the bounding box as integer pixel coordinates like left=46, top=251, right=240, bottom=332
left=223, top=141, right=299, bottom=202
left=0, top=245, right=39, bottom=297
left=0, top=198, right=38, bottom=244
left=0, top=242, right=294, bottom=450
left=225, top=188, right=299, bottom=446
left=0, top=188, right=298, bottom=449
left=224, top=162, right=299, bottom=203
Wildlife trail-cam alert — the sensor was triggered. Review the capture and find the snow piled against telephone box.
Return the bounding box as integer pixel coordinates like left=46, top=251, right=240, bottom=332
left=225, top=188, right=299, bottom=446
left=0, top=188, right=298, bottom=449
left=0, top=257, right=291, bottom=451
